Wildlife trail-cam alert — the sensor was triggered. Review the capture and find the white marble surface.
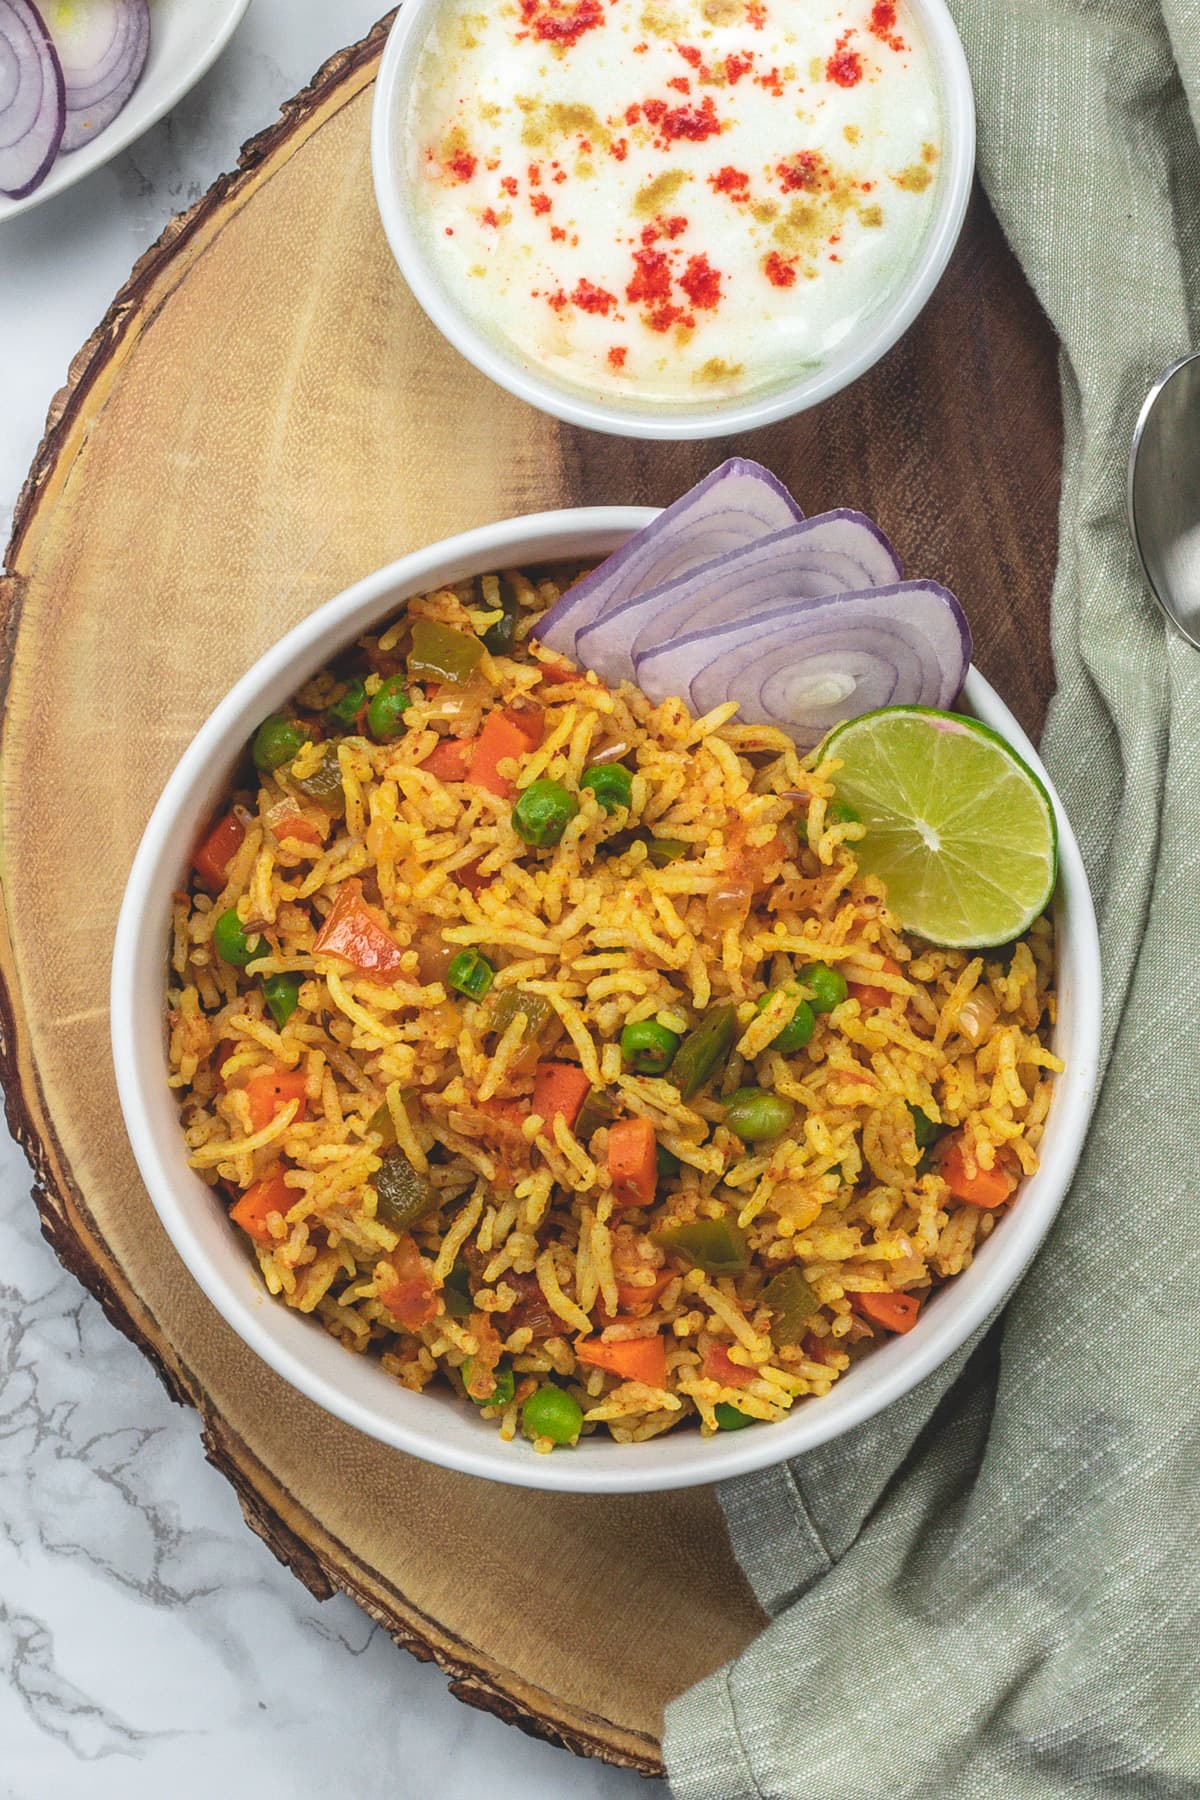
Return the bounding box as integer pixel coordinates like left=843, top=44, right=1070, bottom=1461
left=0, top=6, right=653, bottom=1794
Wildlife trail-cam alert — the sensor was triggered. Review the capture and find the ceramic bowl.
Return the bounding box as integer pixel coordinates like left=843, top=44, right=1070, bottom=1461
left=0, top=0, right=252, bottom=223
left=112, top=509, right=1102, bottom=1494
left=369, top=1, right=976, bottom=440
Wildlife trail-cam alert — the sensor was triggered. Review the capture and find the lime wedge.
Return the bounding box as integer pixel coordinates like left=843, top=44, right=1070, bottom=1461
left=822, top=707, right=1058, bottom=948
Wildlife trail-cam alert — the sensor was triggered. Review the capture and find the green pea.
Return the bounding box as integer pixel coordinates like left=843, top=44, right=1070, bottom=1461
left=212, top=907, right=263, bottom=967
left=512, top=778, right=579, bottom=848
left=656, top=1143, right=681, bottom=1181
left=619, top=1018, right=681, bottom=1076
left=580, top=763, right=633, bottom=814
left=722, top=1087, right=796, bottom=1143
left=252, top=714, right=308, bottom=772
left=446, top=948, right=495, bottom=1001
left=826, top=799, right=861, bottom=825
left=714, top=1402, right=755, bottom=1431
left=367, top=674, right=411, bottom=741
left=755, top=988, right=815, bottom=1054
left=646, top=836, right=689, bottom=867
left=327, top=679, right=367, bottom=731
left=522, top=1383, right=583, bottom=1445
left=262, top=972, right=302, bottom=1028
left=803, top=962, right=848, bottom=1015
left=464, top=1360, right=516, bottom=1408
left=909, top=1105, right=941, bottom=1149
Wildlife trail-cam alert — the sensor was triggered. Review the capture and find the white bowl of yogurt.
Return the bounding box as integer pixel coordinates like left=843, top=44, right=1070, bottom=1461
left=371, top=0, right=975, bottom=440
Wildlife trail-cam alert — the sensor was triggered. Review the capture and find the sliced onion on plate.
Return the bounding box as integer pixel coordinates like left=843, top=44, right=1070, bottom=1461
left=0, top=0, right=64, bottom=199
left=632, top=582, right=972, bottom=750
left=574, top=510, right=903, bottom=687
left=536, top=458, right=804, bottom=659
left=44, top=0, right=149, bottom=153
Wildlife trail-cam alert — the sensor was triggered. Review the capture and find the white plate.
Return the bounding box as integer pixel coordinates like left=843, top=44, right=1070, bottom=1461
left=111, top=508, right=1104, bottom=1495
left=0, top=0, right=252, bottom=223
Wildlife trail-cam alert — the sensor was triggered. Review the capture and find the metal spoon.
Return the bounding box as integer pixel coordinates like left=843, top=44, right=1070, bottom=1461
left=1128, top=350, right=1200, bottom=649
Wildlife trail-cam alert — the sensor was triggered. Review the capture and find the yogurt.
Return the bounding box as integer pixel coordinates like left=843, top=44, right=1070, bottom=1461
left=402, top=1, right=944, bottom=407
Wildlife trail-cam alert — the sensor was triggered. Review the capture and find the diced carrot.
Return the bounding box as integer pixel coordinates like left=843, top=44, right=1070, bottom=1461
left=601, top=1270, right=675, bottom=1323
left=703, top=1342, right=756, bottom=1387
left=607, top=1116, right=657, bottom=1210
left=313, top=879, right=406, bottom=983
left=503, top=701, right=545, bottom=746
left=230, top=1170, right=293, bottom=1246
left=246, top=1067, right=308, bottom=1134
left=272, top=812, right=322, bottom=848
left=575, top=1334, right=667, bottom=1387
left=379, top=1233, right=438, bottom=1329
left=193, top=809, right=245, bottom=891
left=420, top=736, right=477, bottom=782
left=848, top=956, right=902, bottom=1011
left=535, top=655, right=576, bottom=685
left=532, top=1061, right=592, bottom=1132
left=850, top=1290, right=922, bottom=1333
left=935, top=1134, right=1016, bottom=1208
left=469, top=708, right=544, bottom=799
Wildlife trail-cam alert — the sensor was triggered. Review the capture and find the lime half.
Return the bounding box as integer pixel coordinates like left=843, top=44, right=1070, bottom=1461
left=822, top=707, right=1058, bottom=948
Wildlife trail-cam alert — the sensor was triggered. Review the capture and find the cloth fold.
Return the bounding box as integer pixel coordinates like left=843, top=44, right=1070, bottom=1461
left=666, top=4, right=1200, bottom=1793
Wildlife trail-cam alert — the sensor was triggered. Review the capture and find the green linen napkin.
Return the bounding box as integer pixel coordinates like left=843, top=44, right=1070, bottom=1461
left=665, top=4, right=1200, bottom=1793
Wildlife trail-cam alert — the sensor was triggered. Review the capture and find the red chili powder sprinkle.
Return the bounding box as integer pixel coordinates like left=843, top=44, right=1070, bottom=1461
left=633, top=40, right=648, bottom=53
left=777, top=150, right=828, bottom=193
left=481, top=207, right=501, bottom=228
left=609, top=137, right=629, bottom=161
left=663, top=213, right=689, bottom=237
left=680, top=253, right=722, bottom=310
left=626, top=247, right=673, bottom=305
left=551, top=225, right=567, bottom=240
left=755, top=65, right=784, bottom=95
left=486, top=158, right=500, bottom=171
left=667, top=94, right=721, bottom=141
left=868, top=2, right=906, bottom=49
left=518, top=0, right=605, bottom=50
left=746, top=1, right=766, bottom=26
left=710, top=164, right=751, bottom=199
left=826, top=32, right=863, bottom=86
left=625, top=102, right=642, bottom=124
left=725, top=52, right=754, bottom=83
left=501, top=175, right=519, bottom=197
left=607, top=345, right=628, bottom=368
left=677, top=42, right=703, bottom=67
left=764, top=251, right=797, bottom=288
left=528, top=162, right=543, bottom=186
left=668, top=75, right=691, bottom=93
left=647, top=303, right=693, bottom=333
left=553, top=168, right=568, bottom=183
left=444, top=227, right=454, bottom=236
left=446, top=150, right=477, bottom=182
left=572, top=278, right=617, bottom=314
left=531, top=192, right=552, bottom=214
left=547, top=288, right=569, bottom=311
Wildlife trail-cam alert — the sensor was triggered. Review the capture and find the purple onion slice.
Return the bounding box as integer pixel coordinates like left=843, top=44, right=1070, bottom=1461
left=536, top=458, right=804, bottom=659
left=0, top=0, right=64, bottom=198
left=632, top=582, right=972, bottom=750
left=47, top=0, right=149, bottom=154
left=574, top=510, right=902, bottom=687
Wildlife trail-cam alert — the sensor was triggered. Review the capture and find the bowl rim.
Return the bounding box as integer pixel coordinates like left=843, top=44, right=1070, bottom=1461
left=111, top=506, right=1102, bottom=1494
left=368, top=0, right=977, bottom=441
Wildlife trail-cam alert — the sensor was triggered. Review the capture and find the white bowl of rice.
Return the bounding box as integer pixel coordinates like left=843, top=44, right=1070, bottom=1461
left=111, top=509, right=1102, bottom=1494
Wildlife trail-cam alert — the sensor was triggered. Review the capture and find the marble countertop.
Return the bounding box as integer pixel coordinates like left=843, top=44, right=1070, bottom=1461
left=0, top=6, right=651, bottom=1794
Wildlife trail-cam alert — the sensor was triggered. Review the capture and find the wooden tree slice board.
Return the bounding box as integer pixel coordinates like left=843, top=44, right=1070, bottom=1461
left=0, top=14, right=1063, bottom=1775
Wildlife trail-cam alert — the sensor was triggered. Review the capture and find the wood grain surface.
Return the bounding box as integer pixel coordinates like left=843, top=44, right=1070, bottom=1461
left=0, top=12, right=1063, bottom=1774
